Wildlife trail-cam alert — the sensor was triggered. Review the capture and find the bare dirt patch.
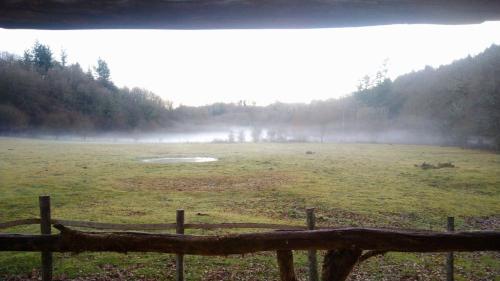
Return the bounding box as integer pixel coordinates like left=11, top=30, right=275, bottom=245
left=3, top=264, right=172, bottom=281
left=354, top=252, right=500, bottom=281
left=463, top=215, right=500, bottom=230
left=119, top=172, right=293, bottom=192
left=414, top=162, right=456, bottom=170
left=201, top=263, right=278, bottom=281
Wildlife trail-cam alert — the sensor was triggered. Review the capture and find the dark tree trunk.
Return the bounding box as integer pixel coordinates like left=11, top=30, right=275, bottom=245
left=321, top=248, right=362, bottom=281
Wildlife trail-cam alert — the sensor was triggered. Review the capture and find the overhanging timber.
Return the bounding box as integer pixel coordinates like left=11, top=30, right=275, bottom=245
left=1, top=1, right=500, bottom=30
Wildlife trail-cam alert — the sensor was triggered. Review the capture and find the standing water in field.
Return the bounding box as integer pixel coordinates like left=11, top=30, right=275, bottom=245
left=141, top=157, right=218, bottom=163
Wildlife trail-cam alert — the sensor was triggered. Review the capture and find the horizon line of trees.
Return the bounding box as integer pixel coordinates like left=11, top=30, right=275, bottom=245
left=1, top=42, right=499, bottom=149
left=0, top=42, right=173, bottom=135
left=173, top=44, right=500, bottom=149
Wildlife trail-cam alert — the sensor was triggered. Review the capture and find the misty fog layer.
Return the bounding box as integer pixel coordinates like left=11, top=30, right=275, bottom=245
left=1, top=43, right=499, bottom=149
left=141, top=157, right=218, bottom=163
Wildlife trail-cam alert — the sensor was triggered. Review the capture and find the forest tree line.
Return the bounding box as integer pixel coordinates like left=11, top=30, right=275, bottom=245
left=0, top=42, right=173, bottom=135
left=175, top=45, right=500, bottom=149
left=0, top=42, right=499, bottom=149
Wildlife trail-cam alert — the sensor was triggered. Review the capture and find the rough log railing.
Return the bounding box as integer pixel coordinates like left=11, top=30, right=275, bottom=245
left=2, top=225, right=500, bottom=281
left=1, top=196, right=500, bottom=281
left=3, top=225, right=500, bottom=254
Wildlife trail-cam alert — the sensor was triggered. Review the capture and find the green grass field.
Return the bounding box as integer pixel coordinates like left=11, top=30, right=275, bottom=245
left=0, top=137, right=499, bottom=280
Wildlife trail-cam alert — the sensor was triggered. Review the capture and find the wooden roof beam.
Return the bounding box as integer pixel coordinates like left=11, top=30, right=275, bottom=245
left=1, top=1, right=500, bottom=30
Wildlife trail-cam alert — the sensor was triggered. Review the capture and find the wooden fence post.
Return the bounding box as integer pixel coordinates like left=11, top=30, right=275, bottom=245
left=39, top=195, right=52, bottom=281
left=446, top=217, right=455, bottom=281
left=277, top=250, right=298, bottom=281
left=176, top=209, right=185, bottom=281
left=306, top=208, right=319, bottom=281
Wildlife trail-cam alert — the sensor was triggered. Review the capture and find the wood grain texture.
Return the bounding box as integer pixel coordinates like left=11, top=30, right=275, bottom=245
left=39, top=196, right=52, bottom=281
left=1, top=225, right=499, bottom=255
left=277, top=250, right=298, bottom=281
left=176, top=210, right=185, bottom=281
left=1, top=1, right=500, bottom=29
left=306, top=207, right=319, bottom=281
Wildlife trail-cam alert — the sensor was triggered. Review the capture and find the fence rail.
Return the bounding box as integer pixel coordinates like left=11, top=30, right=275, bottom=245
left=0, top=218, right=305, bottom=231
left=1, top=196, right=499, bottom=281
left=3, top=224, right=500, bottom=254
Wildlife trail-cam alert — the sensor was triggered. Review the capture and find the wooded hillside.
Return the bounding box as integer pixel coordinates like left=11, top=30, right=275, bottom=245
left=0, top=42, right=173, bottom=135
left=1, top=43, right=499, bottom=149
left=176, top=45, right=500, bottom=148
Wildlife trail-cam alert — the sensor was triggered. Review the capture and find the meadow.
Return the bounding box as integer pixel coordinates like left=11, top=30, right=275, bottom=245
left=0, top=137, right=499, bottom=280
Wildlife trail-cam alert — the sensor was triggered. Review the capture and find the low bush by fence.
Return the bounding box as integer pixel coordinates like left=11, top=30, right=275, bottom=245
left=1, top=196, right=499, bottom=281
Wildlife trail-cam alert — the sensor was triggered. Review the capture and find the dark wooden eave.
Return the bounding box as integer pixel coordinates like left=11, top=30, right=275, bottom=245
left=1, top=0, right=500, bottom=30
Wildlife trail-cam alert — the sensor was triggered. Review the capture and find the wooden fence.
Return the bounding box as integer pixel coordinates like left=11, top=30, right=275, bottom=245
left=1, top=196, right=500, bottom=281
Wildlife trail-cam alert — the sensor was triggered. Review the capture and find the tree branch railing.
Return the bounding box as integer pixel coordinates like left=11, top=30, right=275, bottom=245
left=1, top=196, right=499, bottom=281
left=3, top=224, right=499, bottom=254
left=1, top=225, right=500, bottom=281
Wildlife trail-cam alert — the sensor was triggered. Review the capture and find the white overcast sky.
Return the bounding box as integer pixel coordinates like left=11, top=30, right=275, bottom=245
left=1, top=22, right=500, bottom=106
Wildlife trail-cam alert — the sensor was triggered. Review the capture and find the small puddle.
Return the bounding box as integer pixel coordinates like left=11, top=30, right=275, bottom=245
left=141, top=157, right=218, bottom=164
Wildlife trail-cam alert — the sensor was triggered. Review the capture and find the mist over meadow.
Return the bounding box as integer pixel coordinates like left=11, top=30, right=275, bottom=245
left=1, top=42, right=499, bottom=149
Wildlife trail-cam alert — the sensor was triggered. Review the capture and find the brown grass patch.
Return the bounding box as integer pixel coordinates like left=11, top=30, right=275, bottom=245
left=118, top=172, right=293, bottom=192
left=463, top=215, right=500, bottom=230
